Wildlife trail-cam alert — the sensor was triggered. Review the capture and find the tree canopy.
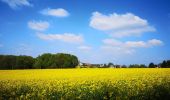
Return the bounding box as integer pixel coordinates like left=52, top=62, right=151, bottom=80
left=0, top=55, right=34, bottom=69
left=160, top=60, right=170, bottom=68
left=0, top=53, right=79, bottom=69
left=129, top=64, right=147, bottom=68
left=148, top=62, right=155, bottom=68
left=34, top=53, right=79, bottom=69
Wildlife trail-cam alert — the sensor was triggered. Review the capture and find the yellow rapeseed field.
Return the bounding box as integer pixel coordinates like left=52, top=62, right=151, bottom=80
left=0, top=68, right=170, bottom=99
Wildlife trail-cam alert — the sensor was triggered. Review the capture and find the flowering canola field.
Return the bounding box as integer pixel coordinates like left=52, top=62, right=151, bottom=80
left=0, top=68, right=170, bottom=99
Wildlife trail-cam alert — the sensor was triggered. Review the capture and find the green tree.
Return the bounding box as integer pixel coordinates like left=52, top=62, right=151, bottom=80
left=108, top=62, right=114, bottom=67
left=15, top=55, right=34, bottom=69
left=121, top=65, right=127, bottom=68
left=34, top=53, right=79, bottom=69
left=166, top=60, right=170, bottom=68
left=129, top=64, right=140, bottom=68
left=161, top=60, right=167, bottom=68
left=34, top=53, right=53, bottom=69
left=148, top=63, right=155, bottom=68
left=139, top=64, right=147, bottom=68
left=0, top=55, right=16, bottom=69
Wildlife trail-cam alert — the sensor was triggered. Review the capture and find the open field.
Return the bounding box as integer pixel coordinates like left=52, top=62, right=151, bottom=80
left=0, top=68, right=170, bottom=99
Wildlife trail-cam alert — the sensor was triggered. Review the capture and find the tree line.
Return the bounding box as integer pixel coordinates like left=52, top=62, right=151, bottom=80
left=83, top=61, right=170, bottom=68
left=148, top=60, right=170, bottom=68
left=0, top=53, right=79, bottom=69
left=0, top=53, right=170, bottom=69
left=102, top=61, right=170, bottom=68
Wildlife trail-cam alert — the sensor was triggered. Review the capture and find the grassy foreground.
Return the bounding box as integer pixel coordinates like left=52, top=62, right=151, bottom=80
left=0, top=68, right=170, bottom=100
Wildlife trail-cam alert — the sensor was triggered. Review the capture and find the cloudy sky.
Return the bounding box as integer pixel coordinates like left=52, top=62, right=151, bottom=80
left=0, top=0, right=170, bottom=65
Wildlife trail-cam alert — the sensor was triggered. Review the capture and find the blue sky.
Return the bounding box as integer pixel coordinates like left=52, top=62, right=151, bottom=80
left=0, top=0, right=170, bottom=65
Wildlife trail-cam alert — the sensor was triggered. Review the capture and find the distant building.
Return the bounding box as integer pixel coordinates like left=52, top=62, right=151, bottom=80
left=109, top=65, right=115, bottom=68
left=79, top=62, right=104, bottom=68
left=79, top=62, right=122, bottom=68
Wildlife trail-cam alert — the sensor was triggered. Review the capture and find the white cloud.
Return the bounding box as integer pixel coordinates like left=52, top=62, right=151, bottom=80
left=37, top=33, right=84, bottom=44
left=40, top=8, right=69, bottom=17
left=90, top=12, right=155, bottom=38
left=148, top=39, right=163, bottom=47
left=1, top=0, right=32, bottom=9
left=103, top=38, right=163, bottom=48
left=101, top=45, right=135, bottom=54
left=125, top=39, right=163, bottom=48
left=102, top=38, right=163, bottom=54
left=125, top=41, right=147, bottom=48
left=78, top=46, right=92, bottom=51
left=28, top=21, right=49, bottom=31
left=112, top=26, right=155, bottom=38
left=103, top=39, right=123, bottom=46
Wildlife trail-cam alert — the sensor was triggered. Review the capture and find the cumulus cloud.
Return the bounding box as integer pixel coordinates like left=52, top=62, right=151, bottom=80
left=1, top=0, right=32, bottom=9
left=28, top=21, right=49, bottom=31
left=102, top=38, right=163, bottom=54
left=78, top=45, right=92, bottom=51
left=125, top=41, right=147, bottom=48
left=148, top=39, right=163, bottom=47
left=103, top=39, right=123, bottom=46
left=37, top=33, right=84, bottom=44
left=90, top=12, right=155, bottom=38
left=101, top=45, right=135, bottom=54
left=126, top=39, right=163, bottom=48
left=103, top=38, right=163, bottom=48
left=40, top=8, right=69, bottom=17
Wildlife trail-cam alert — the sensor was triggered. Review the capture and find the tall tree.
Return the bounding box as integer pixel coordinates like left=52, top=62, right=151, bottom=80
left=166, top=60, right=170, bottom=68
left=148, top=63, right=155, bottom=68
left=15, top=55, right=35, bottom=69
left=140, top=64, right=147, bottom=68
left=34, top=53, right=79, bottom=69
left=161, top=60, right=167, bottom=68
left=108, top=62, right=114, bottom=67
